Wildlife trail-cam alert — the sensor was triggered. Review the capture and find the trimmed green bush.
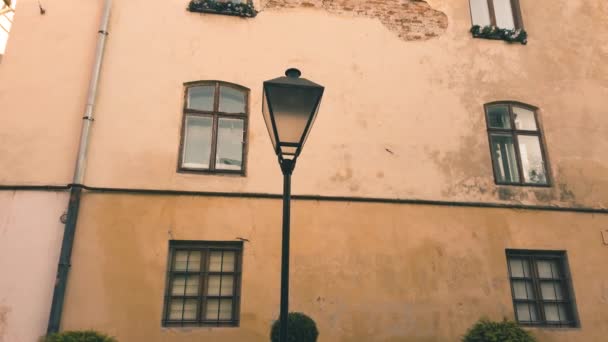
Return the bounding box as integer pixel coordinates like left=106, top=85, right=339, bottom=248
left=41, top=330, right=117, bottom=342
left=462, top=319, right=536, bottom=342
left=270, top=312, right=319, bottom=342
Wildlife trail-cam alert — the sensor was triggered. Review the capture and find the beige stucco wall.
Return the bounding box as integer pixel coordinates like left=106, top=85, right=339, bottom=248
left=0, top=0, right=101, bottom=185
left=0, top=191, right=66, bottom=342
left=0, top=0, right=607, bottom=208
left=61, top=193, right=608, bottom=342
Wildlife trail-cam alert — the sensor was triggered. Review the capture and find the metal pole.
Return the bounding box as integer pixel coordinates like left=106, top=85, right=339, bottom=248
left=279, top=159, right=294, bottom=342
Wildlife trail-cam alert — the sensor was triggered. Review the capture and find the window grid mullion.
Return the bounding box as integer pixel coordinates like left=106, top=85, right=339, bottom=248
left=217, top=252, right=224, bottom=325
left=197, top=250, right=206, bottom=324
left=164, top=247, right=176, bottom=323
left=232, top=252, right=239, bottom=323
left=531, top=256, right=548, bottom=324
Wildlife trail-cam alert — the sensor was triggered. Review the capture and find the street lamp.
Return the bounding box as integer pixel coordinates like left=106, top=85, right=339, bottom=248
left=262, top=68, right=324, bottom=342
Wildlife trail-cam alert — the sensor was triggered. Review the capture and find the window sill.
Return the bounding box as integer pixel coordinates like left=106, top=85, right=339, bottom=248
left=178, top=167, right=246, bottom=177
left=470, top=25, right=527, bottom=45
left=188, top=0, right=257, bottom=18
left=495, top=182, right=551, bottom=188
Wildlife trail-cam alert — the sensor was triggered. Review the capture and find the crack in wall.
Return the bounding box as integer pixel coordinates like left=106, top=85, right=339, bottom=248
left=261, top=0, right=448, bottom=41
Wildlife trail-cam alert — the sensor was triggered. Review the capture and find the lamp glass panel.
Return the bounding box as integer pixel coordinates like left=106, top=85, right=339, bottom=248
left=265, top=84, right=322, bottom=145
left=262, top=89, right=277, bottom=150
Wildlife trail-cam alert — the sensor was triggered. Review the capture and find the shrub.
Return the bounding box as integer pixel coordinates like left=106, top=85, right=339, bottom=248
left=270, top=312, right=319, bottom=342
left=41, top=330, right=117, bottom=342
left=462, top=319, right=536, bottom=342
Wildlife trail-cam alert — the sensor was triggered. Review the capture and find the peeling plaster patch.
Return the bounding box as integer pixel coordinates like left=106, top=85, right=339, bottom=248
left=497, top=187, right=515, bottom=201
left=559, top=183, right=576, bottom=202
left=261, top=0, right=448, bottom=41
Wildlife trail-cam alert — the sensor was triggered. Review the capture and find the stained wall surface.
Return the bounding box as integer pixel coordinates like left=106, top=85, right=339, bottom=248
left=61, top=194, right=608, bottom=342
left=0, top=191, right=66, bottom=342
left=0, top=0, right=606, bottom=208
left=0, top=1, right=607, bottom=341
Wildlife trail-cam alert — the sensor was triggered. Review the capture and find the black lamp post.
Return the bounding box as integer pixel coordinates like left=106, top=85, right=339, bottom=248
left=262, top=68, right=324, bottom=342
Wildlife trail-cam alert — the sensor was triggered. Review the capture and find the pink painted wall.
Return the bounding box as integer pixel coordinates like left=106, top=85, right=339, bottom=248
left=0, top=191, right=66, bottom=342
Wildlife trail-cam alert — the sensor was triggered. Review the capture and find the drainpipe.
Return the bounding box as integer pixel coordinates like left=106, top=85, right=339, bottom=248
left=47, top=0, right=111, bottom=333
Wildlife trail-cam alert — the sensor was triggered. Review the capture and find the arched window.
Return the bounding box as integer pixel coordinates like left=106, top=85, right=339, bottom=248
left=179, top=81, right=249, bottom=175
left=485, top=102, right=549, bottom=186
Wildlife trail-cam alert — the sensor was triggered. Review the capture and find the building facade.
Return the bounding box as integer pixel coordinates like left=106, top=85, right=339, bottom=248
left=1, top=0, right=607, bottom=341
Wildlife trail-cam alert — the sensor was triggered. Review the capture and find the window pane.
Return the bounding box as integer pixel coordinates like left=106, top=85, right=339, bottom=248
left=487, top=105, right=511, bottom=129
left=169, top=299, right=184, bottom=320
left=187, top=85, right=215, bottom=111
left=516, top=303, right=539, bottom=323
left=517, top=135, right=548, bottom=184
left=509, top=258, right=531, bottom=277
left=209, top=251, right=235, bottom=272
left=490, top=134, right=520, bottom=183
left=172, top=275, right=200, bottom=296
left=182, top=116, right=212, bottom=169
left=492, top=0, right=515, bottom=29
left=541, top=281, right=564, bottom=300
left=544, top=303, right=569, bottom=323
left=174, top=251, right=188, bottom=271
left=513, top=107, right=537, bottom=131
left=209, top=251, right=222, bottom=272
left=188, top=251, right=201, bottom=272
left=512, top=280, right=535, bottom=300
left=207, top=275, right=234, bottom=296
left=206, top=299, right=218, bottom=320
left=219, top=299, right=233, bottom=320
left=206, top=298, right=233, bottom=320
left=537, top=259, right=560, bottom=279
left=222, top=252, right=235, bottom=272
left=183, top=299, right=198, bottom=320
left=216, top=118, right=244, bottom=171
left=219, top=86, right=246, bottom=113
left=470, top=0, right=491, bottom=27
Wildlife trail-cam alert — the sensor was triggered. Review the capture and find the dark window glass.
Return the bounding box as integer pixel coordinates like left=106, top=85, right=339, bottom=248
left=485, top=102, right=549, bottom=186
left=179, top=81, right=248, bottom=174
left=163, top=241, right=243, bottom=327
left=506, top=250, right=578, bottom=327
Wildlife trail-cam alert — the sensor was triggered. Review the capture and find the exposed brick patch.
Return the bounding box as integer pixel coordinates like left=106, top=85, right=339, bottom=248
left=262, top=0, right=447, bottom=41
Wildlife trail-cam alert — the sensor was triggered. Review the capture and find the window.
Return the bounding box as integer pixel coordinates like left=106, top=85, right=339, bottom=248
left=179, top=81, right=249, bottom=175
left=162, top=241, right=243, bottom=327
left=469, top=0, right=523, bottom=29
left=506, top=250, right=578, bottom=327
left=0, top=0, right=16, bottom=59
left=485, top=102, right=549, bottom=186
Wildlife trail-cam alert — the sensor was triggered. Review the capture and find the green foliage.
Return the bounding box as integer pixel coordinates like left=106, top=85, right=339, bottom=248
left=188, top=0, right=257, bottom=18
left=41, top=330, right=117, bottom=342
left=470, top=25, right=528, bottom=45
left=462, top=319, right=536, bottom=342
left=270, top=312, right=319, bottom=342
